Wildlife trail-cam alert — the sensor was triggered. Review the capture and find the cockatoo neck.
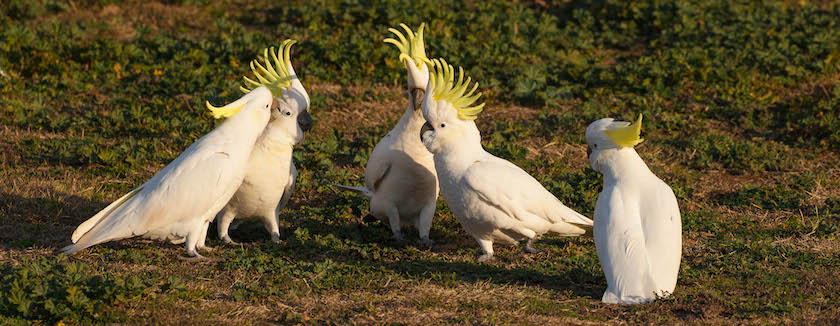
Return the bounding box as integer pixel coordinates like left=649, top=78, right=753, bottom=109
left=258, top=123, right=298, bottom=152
left=594, top=148, right=652, bottom=184
left=394, top=105, right=426, bottom=138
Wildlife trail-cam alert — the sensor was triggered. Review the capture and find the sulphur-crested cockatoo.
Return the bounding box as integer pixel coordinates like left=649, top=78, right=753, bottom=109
left=63, top=86, right=277, bottom=260
left=215, top=40, right=313, bottom=244
left=585, top=115, right=682, bottom=304
left=419, top=59, right=593, bottom=261
left=333, top=23, right=438, bottom=244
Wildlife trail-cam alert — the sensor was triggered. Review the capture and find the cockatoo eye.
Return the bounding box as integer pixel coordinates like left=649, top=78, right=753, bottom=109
left=440, top=123, right=446, bottom=128
left=285, top=111, right=291, bottom=116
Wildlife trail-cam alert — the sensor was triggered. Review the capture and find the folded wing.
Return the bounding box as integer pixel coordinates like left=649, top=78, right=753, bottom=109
left=463, top=156, right=591, bottom=236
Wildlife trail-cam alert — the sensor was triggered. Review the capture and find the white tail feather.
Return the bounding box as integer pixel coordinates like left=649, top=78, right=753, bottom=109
left=331, top=184, right=373, bottom=199
left=71, top=187, right=143, bottom=243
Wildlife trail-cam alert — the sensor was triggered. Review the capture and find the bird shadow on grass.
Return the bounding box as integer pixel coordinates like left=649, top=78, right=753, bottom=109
left=0, top=192, right=108, bottom=250
left=267, top=214, right=604, bottom=299
left=380, top=259, right=604, bottom=299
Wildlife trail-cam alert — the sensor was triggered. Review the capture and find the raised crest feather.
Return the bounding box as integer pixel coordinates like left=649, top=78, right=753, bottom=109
left=429, top=58, right=485, bottom=121
left=239, top=40, right=297, bottom=97
left=384, top=23, right=432, bottom=70
left=604, top=114, right=644, bottom=148
left=205, top=101, right=245, bottom=119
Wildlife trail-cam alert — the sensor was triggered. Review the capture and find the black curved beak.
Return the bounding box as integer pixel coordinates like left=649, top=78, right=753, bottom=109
left=298, top=111, right=313, bottom=132
left=410, top=88, right=425, bottom=111
left=420, top=121, right=433, bottom=142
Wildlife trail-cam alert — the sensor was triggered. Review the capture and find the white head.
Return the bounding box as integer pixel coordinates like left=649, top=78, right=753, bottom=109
left=585, top=115, right=644, bottom=172
left=419, top=59, right=485, bottom=155
left=237, top=40, right=313, bottom=144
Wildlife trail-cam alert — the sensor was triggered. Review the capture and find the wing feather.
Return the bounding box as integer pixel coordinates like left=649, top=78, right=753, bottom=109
left=365, top=144, right=394, bottom=192
left=64, top=130, right=248, bottom=253
left=464, top=156, right=590, bottom=236
left=595, top=186, right=658, bottom=303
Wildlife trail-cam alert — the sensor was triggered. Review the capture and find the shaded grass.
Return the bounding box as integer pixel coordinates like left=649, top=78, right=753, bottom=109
left=1, top=0, right=840, bottom=324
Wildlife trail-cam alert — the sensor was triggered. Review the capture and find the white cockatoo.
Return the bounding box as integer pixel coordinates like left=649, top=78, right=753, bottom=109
left=214, top=40, right=312, bottom=244
left=333, top=23, right=438, bottom=244
left=419, top=59, right=593, bottom=261
left=585, top=115, right=682, bottom=304
left=63, top=86, right=278, bottom=260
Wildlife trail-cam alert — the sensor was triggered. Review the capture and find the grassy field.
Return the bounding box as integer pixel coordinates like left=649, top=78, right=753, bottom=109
left=1, top=0, right=839, bottom=324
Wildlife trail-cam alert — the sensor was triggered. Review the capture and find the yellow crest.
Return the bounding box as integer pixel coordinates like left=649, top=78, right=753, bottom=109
left=206, top=40, right=296, bottom=119
left=240, top=40, right=297, bottom=97
left=429, top=58, right=485, bottom=121
left=205, top=102, right=245, bottom=119
left=384, top=23, right=432, bottom=70
left=604, top=114, right=644, bottom=147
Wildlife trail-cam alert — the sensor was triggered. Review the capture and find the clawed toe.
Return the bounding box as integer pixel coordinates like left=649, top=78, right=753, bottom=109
left=178, top=254, right=225, bottom=263
left=222, top=237, right=241, bottom=246
left=418, top=238, right=434, bottom=246
left=523, top=246, right=542, bottom=254
left=523, top=238, right=542, bottom=254
left=270, top=233, right=284, bottom=244
left=476, top=254, right=494, bottom=262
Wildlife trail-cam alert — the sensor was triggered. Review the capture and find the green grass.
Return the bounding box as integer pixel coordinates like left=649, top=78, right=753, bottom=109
left=1, top=0, right=839, bottom=324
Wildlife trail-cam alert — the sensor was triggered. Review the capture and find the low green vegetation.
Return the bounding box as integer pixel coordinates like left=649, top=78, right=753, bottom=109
left=1, top=0, right=838, bottom=324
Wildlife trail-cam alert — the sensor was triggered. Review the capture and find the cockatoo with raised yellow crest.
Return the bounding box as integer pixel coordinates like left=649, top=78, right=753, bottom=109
left=214, top=40, right=313, bottom=244
left=585, top=115, right=682, bottom=304
left=63, top=85, right=278, bottom=261
left=419, top=59, right=592, bottom=261
left=333, top=23, right=438, bottom=244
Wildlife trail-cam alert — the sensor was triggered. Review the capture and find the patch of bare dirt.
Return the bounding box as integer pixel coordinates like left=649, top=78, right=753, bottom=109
left=54, top=1, right=216, bottom=41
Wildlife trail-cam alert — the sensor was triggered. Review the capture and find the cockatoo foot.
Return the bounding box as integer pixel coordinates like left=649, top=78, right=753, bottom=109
left=523, top=239, right=542, bottom=254
left=198, top=245, right=214, bottom=252
left=178, top=254, right=224, bottom=263
left=270, top=233, right=284, bottom=244
left=418, top=237, right=434, bottom=246
left=476, top=253, right=494, bottom=262
left=391, top=233, right=404, bottom=242
left=221, top=237, right=241, bottom=246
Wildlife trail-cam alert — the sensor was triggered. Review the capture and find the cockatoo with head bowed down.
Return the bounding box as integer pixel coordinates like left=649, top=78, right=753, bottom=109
left=332, top=23, right=438, bottom=244
left=585, top=115, right=682, bottom=304
left=419, top=59, right=592, bottom=261
left=63, top=85, right=277, bottom=261
left=214, top=40, right=313, bottom=244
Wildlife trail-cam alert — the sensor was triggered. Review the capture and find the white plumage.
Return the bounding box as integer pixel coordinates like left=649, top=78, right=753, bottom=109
left=215, top=43, right=313, bottom=244
left=63, top=87, right=276, bottom=259
left=419, top=60, right=592, bottom=261
left=333, top=24, right=438, bottom=244
left=586, top=116, right=682, bottom=304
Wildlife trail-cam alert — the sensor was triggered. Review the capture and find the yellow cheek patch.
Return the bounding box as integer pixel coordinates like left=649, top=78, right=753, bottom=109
left=205, top=101, right=245, bottom=119
left=604, top=114, right=644, bottom=147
